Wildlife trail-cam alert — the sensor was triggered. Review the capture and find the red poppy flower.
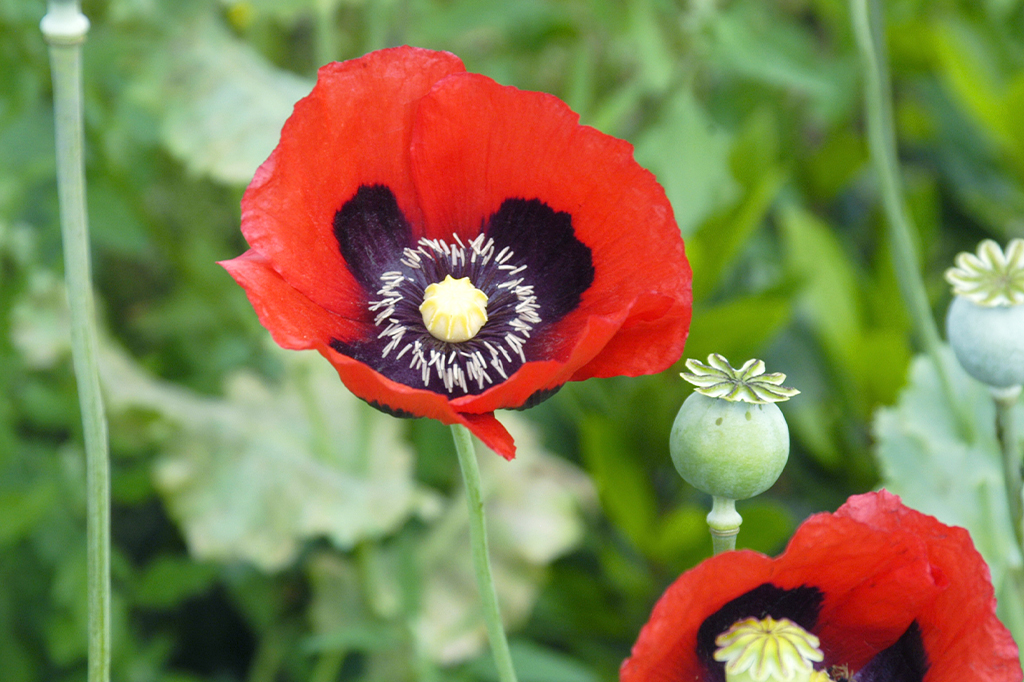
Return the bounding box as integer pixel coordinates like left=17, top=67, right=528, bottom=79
left=220, top=46, right=691, bottom=459
left=621, top=490, right=1021, bottom=682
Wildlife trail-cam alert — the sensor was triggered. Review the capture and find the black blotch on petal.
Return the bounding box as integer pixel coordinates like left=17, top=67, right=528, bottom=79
left=363, top=399, right=418, bottom=420
left=335, top=185, right=413, bottom=290
left=852, top=622, right=928, bottom=682
left=485, top=198, right=594, bottom=324
left=329, top=336, right=420, bottom=417
left=696, top=584, right=825, bottom=682
left=514, top=385, right=563, bottom=410
left=331, top=335, right=465, bottom=398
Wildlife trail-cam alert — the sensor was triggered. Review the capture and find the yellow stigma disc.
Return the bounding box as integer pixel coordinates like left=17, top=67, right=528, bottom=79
left=419, top=275, right=489, bottom=343
left=713, top=616, right=825, bottom=682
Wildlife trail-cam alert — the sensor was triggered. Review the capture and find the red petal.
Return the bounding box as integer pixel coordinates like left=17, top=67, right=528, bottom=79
left=219, top=250, right=366, bottom=349
left=459, top=412, right=516, bottom=460
left=620, top=551, right=774, bottom=682
left=571, top=291, right=692, bottom=380
left=241, top=47, right=465, bottom=317
left=410, top=73, right=691, bottom=379
left=775, top=495, right=943, bottom=670
left=833, top=491, right=1022, bottom=682
left=621, top=491, right=1021, bottom=682
left=221, top=251, right=518, bottom=457
left=316, top=343, right=518, bottom=458
left=452, top=313, right=624, bottom=414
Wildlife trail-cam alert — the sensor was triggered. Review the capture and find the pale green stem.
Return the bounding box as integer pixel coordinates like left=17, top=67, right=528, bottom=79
left=313, top=0, right=338, bottom=68
left=41, top=4, right=111, bottom=682
left=707, top=496, right=741, bottom=555
left=850, top=0, right=974, bottom=442
left=449, top=425, right=518, bottom=682
left=992, top=385, right=1024, bottom=669
left=992, top=386, right=1024, bottom=553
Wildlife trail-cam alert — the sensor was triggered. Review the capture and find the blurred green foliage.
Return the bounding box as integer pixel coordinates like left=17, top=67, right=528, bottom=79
left=3, top=0, right=1024, bottom=680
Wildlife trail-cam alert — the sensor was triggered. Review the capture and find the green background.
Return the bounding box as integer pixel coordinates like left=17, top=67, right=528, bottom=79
left=2, top=0, right=1022, bottom=679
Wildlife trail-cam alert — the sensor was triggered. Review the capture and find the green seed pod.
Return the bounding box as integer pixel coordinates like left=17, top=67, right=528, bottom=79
left=670, top=393, right=789, bottom=500
left=671, top=355, right=797, bottom=500
left=947, top=296, right=1024, bottom=388
left=945, top=239, right=1024, bottom=389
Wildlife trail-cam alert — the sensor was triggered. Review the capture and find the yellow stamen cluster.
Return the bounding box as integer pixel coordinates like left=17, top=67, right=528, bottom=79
left=419, top=275, right=489, bottom=343
left=714, top=616, right=826, bottom=682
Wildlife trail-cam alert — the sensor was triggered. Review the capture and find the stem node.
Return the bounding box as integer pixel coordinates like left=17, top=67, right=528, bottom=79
left=708, top=496, right=742, bottom=555
left=41, top=2, right=89, bottom=45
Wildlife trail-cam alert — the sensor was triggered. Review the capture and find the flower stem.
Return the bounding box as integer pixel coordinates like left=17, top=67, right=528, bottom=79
left=41, top=4, right=111, bottom=682
left=849, top=0, right=974, bottom=442
left=313, top=0, right=338, bottom=68
left=450, top=425, right=518, bottom=682
left=707, top=496, right=741, bottom=555
left=992, top=386, right=1024, bottom=552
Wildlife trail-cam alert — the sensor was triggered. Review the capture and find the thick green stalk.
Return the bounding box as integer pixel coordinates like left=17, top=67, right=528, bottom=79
left=850, top=0, right=974, bottom=441
left=707, top=496, right=741, bottom=555
left=993, top=387, right=1024, bottom=552
left=450, top=425, right=518, bottom=682
left=992, top=386, right=1024, bottom=668
left=41, top=3, right=111, bottom=682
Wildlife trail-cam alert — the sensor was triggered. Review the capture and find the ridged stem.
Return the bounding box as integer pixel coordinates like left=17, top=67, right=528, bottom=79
left=450, top=425, right=518, bottom=682
left=707, top=496, right=741, bottom=555
left=41, top=3, right=111, bottom=682
left=850, top=0, right=974, bottom=442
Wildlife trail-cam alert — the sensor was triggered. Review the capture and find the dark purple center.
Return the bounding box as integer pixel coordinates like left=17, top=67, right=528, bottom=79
left=330, top=185, right=594, bottom=400
left=696, top=583, right=928, bottom=682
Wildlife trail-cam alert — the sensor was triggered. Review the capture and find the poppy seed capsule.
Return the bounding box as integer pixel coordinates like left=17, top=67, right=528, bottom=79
left=670, top=393, right=790, bottom=500
left=945, top=238, right=1024, bottom=388
left=946, top=295, right=1024, bottom=388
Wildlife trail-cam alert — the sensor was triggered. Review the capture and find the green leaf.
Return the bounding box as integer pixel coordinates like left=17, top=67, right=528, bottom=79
left=779, top=202, right=905, bottom=413
left=579, top=415, right=657, bottom=548
left=687, top=165, right=786, bottom=302
left=101, top=344, right=430, bottom=571
left=647, top=504, right=707, bottom=567
left=308, top=414, right=595, bottom=666
left=303, top=622, right=405, bottom=654
left=711, top=2, right=856, bottom=124
left=779, top=203, right=862, bottom=366
left=634, top=89, right=738, bottom=238
left=0, top=483, right=57, bottom=548
left=803, top=129, right=866, bottom=201
left=415, top=414, right=595, bottom=664
left=137, top=19, right=313, bottom=185
left=873, top=348, right=1022, bottom=594
left=734, top=500, right=793, bottom=555
left=729, top=107, right=781, bottom=192
left=851, top=328, right=912, bottom=408
left=133, top=555, right=219, bottom=609
left=627, top=0, right=674, bottom=93
left=10, top=270, right=70, bottom=369
left=931, top=19, right=1015, bottom=156
left=469, top=639, right=599, bottom=682
left=685, top=290, right=793, bottom=371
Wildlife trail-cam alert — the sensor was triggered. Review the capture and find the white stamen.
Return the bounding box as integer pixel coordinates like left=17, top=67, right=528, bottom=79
left=367, top=233, right=543, bottom=394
